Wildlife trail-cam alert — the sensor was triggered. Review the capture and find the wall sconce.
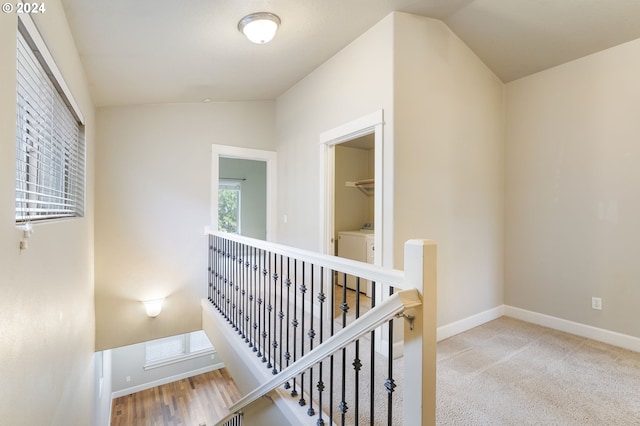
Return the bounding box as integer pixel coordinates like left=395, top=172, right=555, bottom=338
left=143, top=299, right=164, bottom=318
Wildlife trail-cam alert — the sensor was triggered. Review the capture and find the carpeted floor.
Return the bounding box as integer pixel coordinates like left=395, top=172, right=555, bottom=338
left=437, top=316, right=640, bottom=425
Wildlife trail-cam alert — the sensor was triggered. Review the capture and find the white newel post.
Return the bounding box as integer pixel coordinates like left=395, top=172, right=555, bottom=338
left=402, top=239, right=437, bottom=426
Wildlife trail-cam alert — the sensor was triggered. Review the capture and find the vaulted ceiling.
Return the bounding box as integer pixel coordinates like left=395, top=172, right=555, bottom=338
left=60, top=0, right=640, bottom=107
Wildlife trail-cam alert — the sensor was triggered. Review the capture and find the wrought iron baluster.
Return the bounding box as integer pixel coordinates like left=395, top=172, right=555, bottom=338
left=291, top=259, right=299, bottom=398
left=237, top=242, right=243, bottom=334
left=354, top=277, right=362, bottom=423
left=223, top=239, right=229, bottom=320
left=266, top=251, right=273, bottom=370
left=252, top=247, right=259, bottom=353
left=316, top=266, right=326, bottom=425
left=298, top=261, right=307, bottom=407
left=232, top=241, right=238, bottom=331
left=219, top=239, right=224, bottom=314
left=339, top=272, right=349, bottom=425
left=277, top=253, right=284, bottom=375
left=370, top=281, right=377, bottom=425
left=270, top=252, right=279, bottom=374
left=385, top=286, right=396, bottom=426
left=244, top=244, right=250, bottom=343
left=329, top=269, right=335, bottom=426
left=307, top=265, right=316, bottom=417
left=257, top=248, right=265, bottom=360
left=284, top=256, right=292, bottom=390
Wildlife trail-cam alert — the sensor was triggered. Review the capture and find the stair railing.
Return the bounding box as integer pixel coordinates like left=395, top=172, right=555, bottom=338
left=204, top=231, right=436, bottom=426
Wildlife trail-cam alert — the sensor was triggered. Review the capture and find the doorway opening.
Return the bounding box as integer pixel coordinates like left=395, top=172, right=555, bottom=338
left=334, top=134, right=375, bottom=297
left=211, top=145, right=277, bottom=241
left=319, top=109, right=389, bottom=266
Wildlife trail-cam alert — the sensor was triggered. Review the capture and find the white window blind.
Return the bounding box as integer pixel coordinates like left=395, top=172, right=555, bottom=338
left=15, top=23, right=85, bottom=223
left=145, top=335, right=187, bottom=364
left=189, top=330, right=214, bottom=353
left=145, top=331, right=214, bottom=369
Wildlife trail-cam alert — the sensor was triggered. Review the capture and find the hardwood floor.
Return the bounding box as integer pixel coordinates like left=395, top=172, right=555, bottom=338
left=111, top=368, right=241, bottom=426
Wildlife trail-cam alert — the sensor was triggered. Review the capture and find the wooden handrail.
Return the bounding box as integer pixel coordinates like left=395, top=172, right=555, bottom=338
left=207, top=229, right=405, bottom=289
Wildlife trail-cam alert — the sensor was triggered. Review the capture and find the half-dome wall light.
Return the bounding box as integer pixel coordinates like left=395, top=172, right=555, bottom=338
left=238, top=12, right=281, bottom=44
left=143, top=299, right=164, bottom=318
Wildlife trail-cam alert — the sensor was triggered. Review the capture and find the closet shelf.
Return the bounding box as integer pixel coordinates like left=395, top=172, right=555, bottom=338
left=345, top=179, right=374, bottom=196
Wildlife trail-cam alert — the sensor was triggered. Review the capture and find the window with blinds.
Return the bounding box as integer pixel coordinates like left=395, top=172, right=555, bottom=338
left=144, top=331, right=215, bottom=369
left=15, top=22, right=85, bottom=223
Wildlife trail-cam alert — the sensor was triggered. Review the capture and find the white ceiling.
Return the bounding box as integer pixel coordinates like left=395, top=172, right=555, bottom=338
left=60, top=0, right=640, bottom=107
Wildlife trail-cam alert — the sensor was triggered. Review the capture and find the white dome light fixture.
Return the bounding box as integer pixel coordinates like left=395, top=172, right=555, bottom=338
left=238, top=12, right=281, bottom=44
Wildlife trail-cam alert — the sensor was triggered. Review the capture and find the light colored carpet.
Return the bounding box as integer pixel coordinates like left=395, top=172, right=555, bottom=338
left=437, top=316, right=640, bottom=425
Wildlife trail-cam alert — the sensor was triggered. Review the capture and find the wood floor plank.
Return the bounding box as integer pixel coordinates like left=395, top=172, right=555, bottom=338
left=111, top=368, right=240, bottom=426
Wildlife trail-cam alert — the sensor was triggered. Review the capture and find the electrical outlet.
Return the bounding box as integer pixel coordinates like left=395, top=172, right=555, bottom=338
left=592, top=297, right=602, bottom=310
left=126, top=376, right=131, bottom=382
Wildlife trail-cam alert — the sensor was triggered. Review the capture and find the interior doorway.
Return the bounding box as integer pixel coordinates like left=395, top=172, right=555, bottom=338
left=334, top=134, right=375, bottom=296
left=211, top=145, right=277, bottom=241
left=319, top=110, right=389, bottom=267
left=319, top=110, right=391, bottom=351
left=218, top=157, right=267, bottom=240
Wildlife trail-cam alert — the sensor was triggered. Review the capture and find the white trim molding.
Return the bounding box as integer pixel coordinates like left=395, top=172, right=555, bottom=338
left=504, top=306, right=640, bottom=353
left=437, top=305, right=505, bottom=342
left=436, top=304, right=640, bottom=353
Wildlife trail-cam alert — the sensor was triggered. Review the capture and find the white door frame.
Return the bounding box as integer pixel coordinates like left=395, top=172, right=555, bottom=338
left=319, top=110, right=391, bottom=267
left=319, top=110, right=393, bottom=354
left=211, top=145, right=277, bottom=241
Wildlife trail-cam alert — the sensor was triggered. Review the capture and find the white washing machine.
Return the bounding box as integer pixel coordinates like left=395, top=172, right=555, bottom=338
left=337, top=230, right=374, bottom=295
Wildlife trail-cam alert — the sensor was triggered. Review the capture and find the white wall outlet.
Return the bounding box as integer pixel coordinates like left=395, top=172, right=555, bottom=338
left=592, top=297, right=602, bottom=310
left=126, top=375, right=131, bottom=382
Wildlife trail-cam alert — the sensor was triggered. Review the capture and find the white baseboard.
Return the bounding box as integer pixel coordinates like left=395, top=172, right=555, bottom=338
left=504, top=305, right=640, bottom=353
left=437, top=305, right=505, bottom=342
left=111, top=363, right=225, bottom=399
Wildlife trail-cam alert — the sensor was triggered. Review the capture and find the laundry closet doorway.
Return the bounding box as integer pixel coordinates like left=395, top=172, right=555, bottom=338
left=334, top=135, right=375, bottom=296
left=319, top=110, right=392, bottom=306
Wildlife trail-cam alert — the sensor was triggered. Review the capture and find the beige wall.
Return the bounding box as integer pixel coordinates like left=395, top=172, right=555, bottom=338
left=275, top=14, right=394, bottom=251
left=0, top=2, right=97, bottom=425
left=505, top=38, right=640, bottom=338
left=95, top=101, right=275, bottom=350
left=393, top=13, right=505, bottom=326
left=276, top=12, right=504, bottom=328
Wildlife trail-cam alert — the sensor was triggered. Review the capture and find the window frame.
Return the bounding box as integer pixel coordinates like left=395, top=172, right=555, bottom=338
left=144, top=330, right=215, bottom=370
left=15, top=13, right=85, bottom=224
left=218, top=179, right=243, bottom=234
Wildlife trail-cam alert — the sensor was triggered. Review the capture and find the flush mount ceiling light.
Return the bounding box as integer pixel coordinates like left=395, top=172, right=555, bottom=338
left=238, top=12, right=281, bottom=44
